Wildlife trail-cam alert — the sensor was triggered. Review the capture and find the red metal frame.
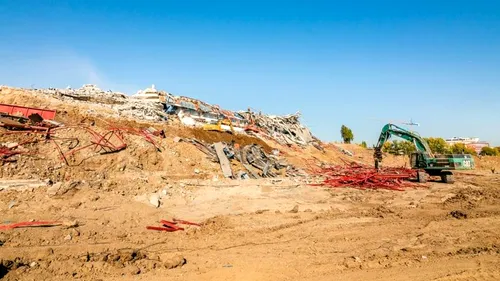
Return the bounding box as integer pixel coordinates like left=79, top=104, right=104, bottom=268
left=310, top=161, right=421, bottom=191
left=147, top=219, right=200, bottom=232
left=0, top=103, right=56, bottom=120
left=0, top=221, right=62, bottom=230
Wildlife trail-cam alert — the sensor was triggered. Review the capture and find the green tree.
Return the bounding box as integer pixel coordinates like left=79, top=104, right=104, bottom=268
left=480, top=147, right=499, bottom=156
left=424, top=137, right=450, bottom=154
left=360, top=141, right=367, bottom=148
left=382, top=140, right=416, bottom=156
left=340, top=125, right=354, bottom=144
left=390, top=140, right=403, bottom=154
left=449, top=143, right=477, bottom=155
left=382, top=140, right=393, bottom=153
left=399, top=141, right=416, bottom=156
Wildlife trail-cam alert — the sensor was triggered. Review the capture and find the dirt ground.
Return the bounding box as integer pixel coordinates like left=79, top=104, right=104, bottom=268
left=1, top=172, right=499, bottom=281
left=1, top=88, right=500, bottom=280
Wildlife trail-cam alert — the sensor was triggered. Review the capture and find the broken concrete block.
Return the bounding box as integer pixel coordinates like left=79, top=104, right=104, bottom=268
left=46, top=181, right=81, bottom=197
left=149, top=194, right=161, bottom=208
left=214, top=142, right=233, bottom=178
left=46, top=182, right=63, bottom=196
left=289, top=205, right=299, bottom=213
left=160, top=254, right=186, bottom=269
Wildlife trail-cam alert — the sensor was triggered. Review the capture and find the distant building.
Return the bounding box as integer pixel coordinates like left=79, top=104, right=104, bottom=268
left=445, top=137, right=480, bottom=144
left=445, top=137, right=489, bottom=154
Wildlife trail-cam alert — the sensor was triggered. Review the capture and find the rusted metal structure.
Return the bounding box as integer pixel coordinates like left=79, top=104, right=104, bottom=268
left=0, top=103, right=56, bottom=120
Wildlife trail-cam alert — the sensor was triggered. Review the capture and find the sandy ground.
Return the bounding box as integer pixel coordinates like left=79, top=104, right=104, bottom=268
left=1, top=171, right=499, bottom=281
left=1, top=88, right=499, bottom=280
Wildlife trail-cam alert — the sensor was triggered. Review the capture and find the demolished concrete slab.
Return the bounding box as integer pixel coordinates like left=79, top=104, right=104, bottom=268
left=214, top=142, right=233, bottom=178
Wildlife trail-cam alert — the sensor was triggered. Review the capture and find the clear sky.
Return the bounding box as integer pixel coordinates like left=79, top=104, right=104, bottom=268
left=1, top=0, right=499, bottom=145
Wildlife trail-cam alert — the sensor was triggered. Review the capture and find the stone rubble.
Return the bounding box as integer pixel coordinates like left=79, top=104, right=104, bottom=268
left=9, top=84, right=320, bottom=147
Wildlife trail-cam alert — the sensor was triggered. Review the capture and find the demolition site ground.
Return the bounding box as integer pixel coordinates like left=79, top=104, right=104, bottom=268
left=1, top=88, right=500, bottom=281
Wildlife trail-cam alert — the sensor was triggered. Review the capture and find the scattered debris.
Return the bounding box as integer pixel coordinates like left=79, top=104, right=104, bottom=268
left=0, top=144, right=26, bottom=163
left=289, top=205, right=299, bottom=213
left=310, top=161, right=420, bottom=191
left=47, top=181, right=81, bottom=197
left=241, top=111, right=316, bottom=146
left=450, top=210, right=468, bottom=219
left=0, top=179, right=48, bottom=191
left=147, top=219, right=200, bottom=232
left=0, top=221, right=62, bottom=230
left=149, top=194, right=161, bottom=208
left=172, top=218, right=200, bottom=226
left=7, top=200, right=16, bottom=209
left=236, top=171, right=250, bottom=180
left=161, top=254, right=187, bottom=269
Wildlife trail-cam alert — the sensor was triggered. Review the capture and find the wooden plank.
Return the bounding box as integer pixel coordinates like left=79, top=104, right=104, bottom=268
left=214, top=142, right=233, bottom=178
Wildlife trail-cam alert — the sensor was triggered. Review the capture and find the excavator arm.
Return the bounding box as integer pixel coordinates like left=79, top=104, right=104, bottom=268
left=374, top=123, right=433, bottom=168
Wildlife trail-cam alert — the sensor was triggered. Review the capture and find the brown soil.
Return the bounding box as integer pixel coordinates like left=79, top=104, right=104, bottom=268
left=1, top=88, right=500, bottom=281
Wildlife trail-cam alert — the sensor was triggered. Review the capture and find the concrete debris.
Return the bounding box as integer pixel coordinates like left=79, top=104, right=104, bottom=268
left=241, top=111, right=315, bottom=146
left=237, top=171, right=250, bottom=180
left=43, top=84, right=127, bottom=104
left=8, top=200, right=17, bottom=209
left=161, top=254, right=187, bottom=269
left=149, top=194, right=161, bottom=208
left=131, top=84, right=164, bottom=102
left=214, top=142, right=234, bottom=178
left=32, top=84, right=168, bottom=122
left=0, top=179, right=48, bottom=191
left=289, top=205, right=299, bottom=213
left=188, top=139, right=306, bottom=179
left=47, top=181, right=81, bottom=197
left=5, top=85, right=320, bottom=148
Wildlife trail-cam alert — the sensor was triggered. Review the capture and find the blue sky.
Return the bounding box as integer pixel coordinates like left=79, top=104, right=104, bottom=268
left=1, top=0, right=499, bottom=145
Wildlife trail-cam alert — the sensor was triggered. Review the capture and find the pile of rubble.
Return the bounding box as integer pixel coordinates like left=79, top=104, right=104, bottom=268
left=242, top=111, right=316, bottom=147
left=183, top=138, right=307, bottom=179
left=38, top=84, right=127, bottom=104
left=4, top=84, right=321, bottom=148
left=31, top=84, right=169, bottom=122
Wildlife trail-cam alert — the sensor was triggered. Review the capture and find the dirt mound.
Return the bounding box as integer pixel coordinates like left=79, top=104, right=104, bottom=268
left=181, top=127, right=274, bottom=153
left=444, top=185, right=500, bottom=209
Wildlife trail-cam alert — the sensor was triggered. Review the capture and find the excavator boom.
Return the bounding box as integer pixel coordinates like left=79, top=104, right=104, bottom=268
left=375, top=123, right=433, bottom=156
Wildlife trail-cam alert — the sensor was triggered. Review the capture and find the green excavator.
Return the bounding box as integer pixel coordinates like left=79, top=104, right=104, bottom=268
left=374, top=124, right=474, bottom=183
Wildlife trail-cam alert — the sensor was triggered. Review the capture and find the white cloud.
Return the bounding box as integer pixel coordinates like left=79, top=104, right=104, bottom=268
left=0, top=49, right=138, bottom=94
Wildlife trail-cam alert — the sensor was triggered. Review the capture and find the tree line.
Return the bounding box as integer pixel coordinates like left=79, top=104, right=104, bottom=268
left=381, top=138, right=499, bottom=156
